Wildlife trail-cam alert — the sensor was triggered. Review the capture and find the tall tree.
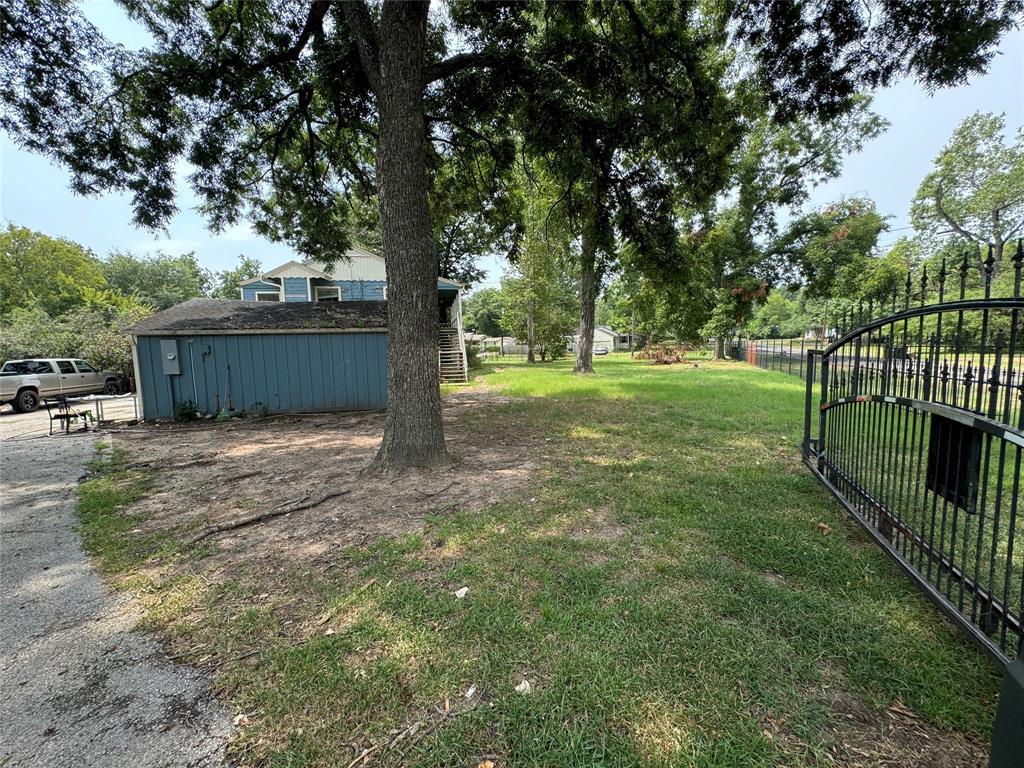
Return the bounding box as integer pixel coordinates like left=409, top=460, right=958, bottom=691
left=1, top=0, right=530, bottom=472
left=461, top=287, right=503, bottom=337
left=911, top=111, right=1024, bottom=275
left=776, top=197, right=889, bottom=299
left=210, top=255, right=263, bottom=299
left=0, top=224, right=107, bottom=315
left=103, top=250, right=212, bottom=310
left=521, top=1, right=737, bottom=374
left=692, top=97, right=886, bottom=357
left=499, top=165, right=578, bottom=363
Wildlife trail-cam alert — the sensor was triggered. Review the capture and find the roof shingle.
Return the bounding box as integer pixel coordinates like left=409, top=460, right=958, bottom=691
left=130, top=299, right=388, bottom=334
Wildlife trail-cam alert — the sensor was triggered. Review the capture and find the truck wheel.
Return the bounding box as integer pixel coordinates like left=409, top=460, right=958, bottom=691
left=103, top=379, right=120, bottom=395
left=14, top=388, right=39, bottom=413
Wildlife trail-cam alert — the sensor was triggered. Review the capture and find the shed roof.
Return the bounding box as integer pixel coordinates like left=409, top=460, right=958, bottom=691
left=130, top=299, right=388, bottom=334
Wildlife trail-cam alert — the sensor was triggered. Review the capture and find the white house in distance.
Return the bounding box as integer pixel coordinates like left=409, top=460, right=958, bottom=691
left=569, top=325, right=631, bottom=354
left=239, top=246, right=468, bottom=383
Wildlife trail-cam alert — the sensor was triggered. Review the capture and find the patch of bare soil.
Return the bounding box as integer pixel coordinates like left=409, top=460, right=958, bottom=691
left=569, top=507, right=626, bottom=542
left=756, top=675, right=989, bottom=768
left=823, top=691, right=988, bottom=768
left=113, top=391, right=539, bottom=579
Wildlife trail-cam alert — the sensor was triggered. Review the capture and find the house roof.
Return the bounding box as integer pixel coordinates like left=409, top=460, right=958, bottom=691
left=261, top=260, right=331, bottom=280
left=130, top=299, right=388, bottom=334
left=252, top=245, right=463, bottom=287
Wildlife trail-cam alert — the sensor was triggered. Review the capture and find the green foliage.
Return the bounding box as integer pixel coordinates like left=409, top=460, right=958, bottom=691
left=0, top=223, right=107, bottom=315
left=461, top=287, right=503, bottom=337
left=103, top=250, right=212, bottom=310
left=746, top=291, right=818, bottom=339
left=732, top=0, right=1021, bottom=121
left=777, top=197, right=888, bottom=299
left=911, top=111, right=1024, bottom=273
left=0, top=301, right=151, bottom=376
left=498, top=166, right=579, bottom=362
left=173, top=400, right=201, bottom=422
left=210, top=255, right=262, bottom=299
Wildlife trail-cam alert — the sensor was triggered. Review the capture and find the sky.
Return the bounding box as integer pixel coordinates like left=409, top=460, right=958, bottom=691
left=1, top=4, right=1021, bottom=290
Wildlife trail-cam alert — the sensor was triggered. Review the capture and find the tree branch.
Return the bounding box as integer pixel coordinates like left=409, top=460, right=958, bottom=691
left=932, top=183, right=983, bottom=244
left=424, top=51, right=495, bottom=84
left=255, top=1, right=329, bottom=68
left=340, top=0, right=381, bottom=93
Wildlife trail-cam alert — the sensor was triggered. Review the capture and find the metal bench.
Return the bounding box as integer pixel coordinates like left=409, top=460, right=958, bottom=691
left=43, top=397, right=92, bottom=435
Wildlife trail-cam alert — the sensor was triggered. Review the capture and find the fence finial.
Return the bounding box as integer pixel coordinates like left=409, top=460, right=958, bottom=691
left=904, top=269, right=912, bottom=310
left=984, top=244, right=996, bottom=297
left=919, top=265, right=928, bottom=306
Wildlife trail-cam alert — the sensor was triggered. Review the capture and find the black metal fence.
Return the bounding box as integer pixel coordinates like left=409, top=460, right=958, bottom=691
left=800, top=244, right=1024, bottom=666
left=727, top=337, right=817, bottom=380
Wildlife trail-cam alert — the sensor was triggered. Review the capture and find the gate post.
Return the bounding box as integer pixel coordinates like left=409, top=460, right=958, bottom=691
left=817, top=354, right=830, bottom=472
left=803, top=350, right=818, bottom=459
left=990, top=657, right=1024, bottom=767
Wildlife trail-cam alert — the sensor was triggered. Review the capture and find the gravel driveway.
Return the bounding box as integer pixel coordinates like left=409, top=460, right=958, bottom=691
left=0, top=411, right=229, bottom=767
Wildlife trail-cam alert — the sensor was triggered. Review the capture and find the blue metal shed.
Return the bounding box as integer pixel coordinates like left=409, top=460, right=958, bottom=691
left=129, top=299, right=388, bottom=420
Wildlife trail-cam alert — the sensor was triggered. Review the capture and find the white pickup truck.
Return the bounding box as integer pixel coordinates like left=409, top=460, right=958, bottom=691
left=0, top=358, right=124, bottom=413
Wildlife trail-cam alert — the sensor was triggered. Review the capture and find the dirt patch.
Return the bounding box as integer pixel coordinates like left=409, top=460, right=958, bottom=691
left=823, top=690, right=988, bottom=767
left=569, top=507, right=626, bottom=542
left=112, top=391, right=539, bottom=579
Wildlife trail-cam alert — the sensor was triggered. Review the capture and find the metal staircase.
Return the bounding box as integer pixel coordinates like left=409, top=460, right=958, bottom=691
left=438, top=324, right=467, bottom=383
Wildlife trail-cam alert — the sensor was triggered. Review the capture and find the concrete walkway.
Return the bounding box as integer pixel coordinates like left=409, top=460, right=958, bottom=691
left=0, top=421, right=229, bottom=767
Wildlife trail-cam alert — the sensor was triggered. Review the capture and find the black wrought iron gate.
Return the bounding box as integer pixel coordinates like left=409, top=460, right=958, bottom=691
left=800, top=244, right=1024, bottom=764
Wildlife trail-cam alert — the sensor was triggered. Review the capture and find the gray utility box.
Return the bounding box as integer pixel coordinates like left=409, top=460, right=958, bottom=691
left=160, top=339, right=181, bottom=376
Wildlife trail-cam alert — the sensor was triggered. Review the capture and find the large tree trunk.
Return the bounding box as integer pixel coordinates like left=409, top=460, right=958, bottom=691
left=526, top=308, right=536, bottom=363
left=575, top=228, right=598, bottom=373
left=711, top=271, right=726, bottom=360
left=368, top=1, right=449, bottom=473
left=714, top=336, right=726, bottom=360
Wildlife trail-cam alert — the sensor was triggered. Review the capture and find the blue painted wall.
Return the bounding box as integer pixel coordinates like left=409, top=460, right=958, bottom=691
left=283, top=277, right=309, bottom=302
left=243, top=277, right=459, bottom=301
left=136, top=332, right=387, bottom=419
left=312, top=280, right=385, bottom=301
left=241, top=280, right=280, bottom=300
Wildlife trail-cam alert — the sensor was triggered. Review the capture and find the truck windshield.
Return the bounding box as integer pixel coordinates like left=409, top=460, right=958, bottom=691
left=1, top=361, right=55, bottom=375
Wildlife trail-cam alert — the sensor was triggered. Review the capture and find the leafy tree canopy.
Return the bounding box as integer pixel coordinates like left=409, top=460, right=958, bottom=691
left=103, top=250, right=213, bottom=310
left=210, top=255, right=263, bottom=299
left=911, top=111, right=1024, bottom=273
left=461, top=287, right=503, bottom=337
left=0, top=223, right=107, bottom=315
left=498, top=164, right=578, bottom=362
left=774, top=197, right=889, bottom=299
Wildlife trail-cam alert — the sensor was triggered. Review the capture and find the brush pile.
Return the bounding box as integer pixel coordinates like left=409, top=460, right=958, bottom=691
left=635, top=344, right=690, bottom=364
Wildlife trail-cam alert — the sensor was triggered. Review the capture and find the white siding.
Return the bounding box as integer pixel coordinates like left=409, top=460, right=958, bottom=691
left=328, top=250, right=387, bottom=281
left=269, top=263, right=322, bottom=279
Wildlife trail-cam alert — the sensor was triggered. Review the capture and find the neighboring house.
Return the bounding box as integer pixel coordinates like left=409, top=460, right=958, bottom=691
left=803, top=326, right=837, bottom=341
left=569, top=325, right=629, bottom=353
left=239, top=246, right=467, bottom=383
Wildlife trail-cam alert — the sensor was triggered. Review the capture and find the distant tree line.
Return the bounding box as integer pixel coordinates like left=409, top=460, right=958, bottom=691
left=0, top=223, right=260, bottom=376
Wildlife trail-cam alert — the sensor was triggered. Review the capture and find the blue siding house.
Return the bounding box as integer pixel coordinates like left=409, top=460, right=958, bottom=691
left=238, top=246, right=467, bottom=383
left=129, top=300, right=388, bottom=420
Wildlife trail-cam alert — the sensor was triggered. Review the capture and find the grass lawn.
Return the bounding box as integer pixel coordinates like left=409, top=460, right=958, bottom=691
left=79, top=354, right=1002, bottom=767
